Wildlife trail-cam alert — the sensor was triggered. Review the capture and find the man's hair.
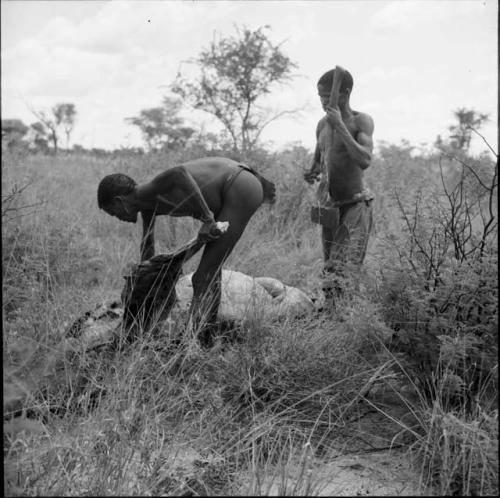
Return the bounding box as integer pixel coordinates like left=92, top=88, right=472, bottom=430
left=317, top=68, right=354, bottom=93
left=97, top=173, right=136, bottom=209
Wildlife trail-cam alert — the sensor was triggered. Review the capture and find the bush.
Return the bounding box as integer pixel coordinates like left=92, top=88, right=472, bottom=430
left=3, top=140, right=497, bottom=496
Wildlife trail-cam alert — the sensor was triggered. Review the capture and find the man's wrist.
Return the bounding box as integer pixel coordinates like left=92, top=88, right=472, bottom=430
left=201, top=214, right=215, bottom=224
left=327, top=115, right=339, bottom=128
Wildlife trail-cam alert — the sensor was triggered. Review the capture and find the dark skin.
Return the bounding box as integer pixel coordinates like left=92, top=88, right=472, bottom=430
left=103, top=156, right=265, bottom=332
left=304, top=82, right=374, bottom=201
left=303, top=73, right=375, bottom=280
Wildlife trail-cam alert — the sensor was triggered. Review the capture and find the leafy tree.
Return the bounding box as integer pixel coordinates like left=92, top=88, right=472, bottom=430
left=29, top=122, right=49, bottom=153
left=126, top=97, right=195, bottom=151
left=1, top=119, right=29, bottom=150
left=30, top=121, right=46, bottom=137
left=32, top=110, right=58, bottom=153
left=171, top=25, right=299, bottom=155
left=72, top=144, right=86, bottom=154
left=30, top=102, right=77, bottom=154
left=436, top=107, right=489, bottom=153
left=449, top=108, right=489, bottom=151
left=53, top=103, right=77, bottom=149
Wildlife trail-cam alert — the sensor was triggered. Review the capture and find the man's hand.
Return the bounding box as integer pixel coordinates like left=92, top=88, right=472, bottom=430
left=325, top=106, right=343, bottom=129
left=304, top=169, right=320, bottom=184
left=198, top=220, right=229, bottom=243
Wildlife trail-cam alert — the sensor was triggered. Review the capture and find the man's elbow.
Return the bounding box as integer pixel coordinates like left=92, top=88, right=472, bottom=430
left=358, top=152, right=372, bottom=170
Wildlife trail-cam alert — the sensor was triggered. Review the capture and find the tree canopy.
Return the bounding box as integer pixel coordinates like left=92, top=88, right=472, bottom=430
left=29, top=102, right=77, bottom=154
left=126, top=97, right=195, bottom=151
left=436, top=107, right=490, bottom=153
left=171, top=25, right=298, bottom=155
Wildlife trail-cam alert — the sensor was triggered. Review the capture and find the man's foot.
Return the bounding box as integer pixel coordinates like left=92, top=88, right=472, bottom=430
left=197, top=325, right=216, bottom=349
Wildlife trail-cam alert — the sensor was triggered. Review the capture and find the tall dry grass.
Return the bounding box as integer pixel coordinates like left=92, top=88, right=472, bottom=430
left=3, top=145, right=498, bottom=496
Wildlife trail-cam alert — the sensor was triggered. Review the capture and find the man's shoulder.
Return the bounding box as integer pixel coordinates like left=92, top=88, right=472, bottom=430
left=353, top=111, right=374, bottom=133
left=353, top=111, right=374, bottom=126
left=316, top=116, right=328, bottom=136
left=317, top=116, right=328, bottom=128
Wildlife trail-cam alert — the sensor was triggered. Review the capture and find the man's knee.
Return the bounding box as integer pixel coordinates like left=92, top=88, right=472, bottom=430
left=192, top=269, right=220, bottom=298
left=192, top=267, right=213, bottom=287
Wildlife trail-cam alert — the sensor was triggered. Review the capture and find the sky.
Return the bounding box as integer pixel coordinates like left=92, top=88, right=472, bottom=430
left=1, top=0, right=497, bottom=155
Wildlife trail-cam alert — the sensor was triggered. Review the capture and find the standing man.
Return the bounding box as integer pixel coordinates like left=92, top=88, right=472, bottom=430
left=304, top=66, right=374, bottom=308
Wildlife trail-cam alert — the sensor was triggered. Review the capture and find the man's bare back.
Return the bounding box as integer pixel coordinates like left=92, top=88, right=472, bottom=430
left=97, top=156, right=275, bottom=345
left=135, top=157, right=239, bottom=219
left=136, top=157, right=274, bottom=220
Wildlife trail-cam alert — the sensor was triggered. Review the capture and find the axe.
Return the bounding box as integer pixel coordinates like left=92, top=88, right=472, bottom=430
left=328, top=65, right=345, bottom=109
left=310, top=65, right=346, bottom=228
left=324, top=65, right=345, bottom=145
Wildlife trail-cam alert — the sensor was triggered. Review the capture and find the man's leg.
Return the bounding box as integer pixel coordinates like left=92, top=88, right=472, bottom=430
left=323, top=221, right=350, bottom=308
left=326, top=201, right=373, bottom=302
left=321, top=225, right=339, bottom=306
left=189, top=170, right=264, bottom=346
left=342, top=200, right=373, bottom=269
left=190, top=261, right=223, bottom=347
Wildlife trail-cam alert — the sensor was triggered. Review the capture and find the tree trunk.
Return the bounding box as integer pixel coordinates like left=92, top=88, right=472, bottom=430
left=51, top=130, right=58, bottom=155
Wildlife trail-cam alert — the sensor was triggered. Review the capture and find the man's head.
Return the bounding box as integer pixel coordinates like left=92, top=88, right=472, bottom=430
left=317, top=68, right=353, bottom=110
left=97, top=173, right=139, bottom=223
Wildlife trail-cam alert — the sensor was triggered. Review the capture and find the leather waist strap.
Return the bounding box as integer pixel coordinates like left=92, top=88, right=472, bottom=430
left=331, top=190, right=374, bottom=208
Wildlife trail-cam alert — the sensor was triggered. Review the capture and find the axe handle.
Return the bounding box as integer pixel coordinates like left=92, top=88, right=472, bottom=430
left=328, top=65, right=345, bottom=108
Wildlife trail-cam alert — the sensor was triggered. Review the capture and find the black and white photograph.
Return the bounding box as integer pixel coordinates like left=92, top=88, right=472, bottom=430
left=3, top=0, right=497, bottom=495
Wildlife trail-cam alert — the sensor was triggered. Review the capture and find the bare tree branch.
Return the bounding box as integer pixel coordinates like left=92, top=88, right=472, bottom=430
left=467, top=125, right=498, bottom=158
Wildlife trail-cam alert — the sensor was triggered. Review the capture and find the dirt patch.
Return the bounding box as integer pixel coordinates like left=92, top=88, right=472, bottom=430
left=248, top=448, right=425, bottom=496
left=236, top=387, right=430, bottom=495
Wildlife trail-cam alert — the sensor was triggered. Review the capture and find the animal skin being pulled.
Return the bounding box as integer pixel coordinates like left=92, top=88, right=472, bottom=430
left=122, top=221, right=229, bottom=330
left=67, top=220, right=314, bottom=348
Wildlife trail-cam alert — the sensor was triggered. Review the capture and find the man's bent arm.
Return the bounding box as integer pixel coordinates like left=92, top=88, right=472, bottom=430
left=155, top=167, right=216, bottom=224
left=179, top=167, right=216, bottom=223
left=140, top=211, right=156, bottom=261
left=304, top=120, right=325, bottom=180
left=309, top=142, right=322, bottom=173
left=328, top=111, right=374, bottom=170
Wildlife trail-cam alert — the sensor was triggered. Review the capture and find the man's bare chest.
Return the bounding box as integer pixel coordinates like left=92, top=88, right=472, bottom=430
left=318, top=120, right=358, bottom=154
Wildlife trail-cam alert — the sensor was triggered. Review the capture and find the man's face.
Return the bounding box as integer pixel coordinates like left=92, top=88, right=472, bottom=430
left=317, top=84, right=330, bottom=111
left=105, top=197, right=138, bottom=223
left=317, top=84, right=350, bottom=111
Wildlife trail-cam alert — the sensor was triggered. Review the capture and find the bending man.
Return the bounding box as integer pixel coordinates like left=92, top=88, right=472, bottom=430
left=97, top=156, right=275, bottom=344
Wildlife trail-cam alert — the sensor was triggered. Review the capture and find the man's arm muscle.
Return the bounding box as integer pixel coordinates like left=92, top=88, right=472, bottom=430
left=304, top=119, right=326, bottom=182
left=312, top=118, right=327, bottom=169
left=154, top=167, right=216, bottom=223
left=328, top=110, right=374, bottom=170
left=140, top=210, right=156, bottom=261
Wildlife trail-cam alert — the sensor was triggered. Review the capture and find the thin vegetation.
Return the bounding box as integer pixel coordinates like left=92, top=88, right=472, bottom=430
left=3, top=134, right=498, bottom=496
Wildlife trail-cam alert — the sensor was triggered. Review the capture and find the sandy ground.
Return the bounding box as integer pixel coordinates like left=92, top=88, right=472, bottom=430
left=164, top=439, right=428, bottom=496
left=241, top=449, right=425, bottom=496
left=151, top=395, right=431, bottom=496
left=4, top=388, right=432, bottom=496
